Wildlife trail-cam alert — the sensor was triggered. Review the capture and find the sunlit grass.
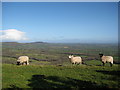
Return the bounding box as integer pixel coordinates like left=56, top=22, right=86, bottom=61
left=2, top=64, right=120, bottom=88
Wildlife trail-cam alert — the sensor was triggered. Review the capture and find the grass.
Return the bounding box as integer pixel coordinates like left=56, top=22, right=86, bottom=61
left=29, top=60, right=51, bottom=65
left=2, top=63, right=120, bottom=89
left=2, top=42, right=120, bottom=89
left=85, top=60, right=102, bottom=66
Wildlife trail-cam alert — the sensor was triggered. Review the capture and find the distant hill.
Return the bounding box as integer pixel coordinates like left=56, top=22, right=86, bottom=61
left=31, top=41, right=47, bottom=44
left=1, top=41, right=48, bottom=44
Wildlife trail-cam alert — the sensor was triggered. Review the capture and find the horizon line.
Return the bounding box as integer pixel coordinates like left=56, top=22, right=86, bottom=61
left=1, top=41, right=118, bottom=44
left=1, top=0, right=120, bottom=2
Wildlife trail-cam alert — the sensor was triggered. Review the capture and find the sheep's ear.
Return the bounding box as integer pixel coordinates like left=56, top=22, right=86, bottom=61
left=99, top=52, right=101, bottom=54
left=99, top=52, right=103, bottom=55
left=99, top=53, right=103, bottom=56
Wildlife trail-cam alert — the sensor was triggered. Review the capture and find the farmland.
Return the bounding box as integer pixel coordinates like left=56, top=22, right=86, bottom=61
left=2, top=42, right=120, bottom=89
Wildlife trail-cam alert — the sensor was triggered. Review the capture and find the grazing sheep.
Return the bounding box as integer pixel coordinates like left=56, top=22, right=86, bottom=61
left=99, top=53, right=113, bottom=67
left=68, top=55, right=82, bottom=65
left=17, top=56, right=29, bottom=65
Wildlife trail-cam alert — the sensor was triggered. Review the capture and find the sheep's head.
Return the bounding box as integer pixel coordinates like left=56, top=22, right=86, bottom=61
left=68, top=55, right=73, bottom=58
left=99, top=53, right=103, bottom=57
left=16, top=59, right=22, bottom=65
left=17, top=61, right=21, bottom=65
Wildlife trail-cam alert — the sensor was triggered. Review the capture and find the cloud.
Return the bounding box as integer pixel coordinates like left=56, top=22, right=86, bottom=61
left=0, top=29, right=28, bottom=41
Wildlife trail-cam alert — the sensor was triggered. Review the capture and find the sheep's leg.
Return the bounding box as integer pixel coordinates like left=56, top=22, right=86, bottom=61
left=76, top=63, right=79, bottom=65
left=19, top=63, right=22, bottom=66
left=17, top=62, right=20, bottom=65
left=27, top=62, right=29, bottom=65
left=82, top=62, right=85, bottom=65
left=25, top=62, right=27, bottom=65
left=110, top=62, right=113, bottom=67
left=26, top=61, right=29, bottom=65
left=102, top=62, right=105, bottom=66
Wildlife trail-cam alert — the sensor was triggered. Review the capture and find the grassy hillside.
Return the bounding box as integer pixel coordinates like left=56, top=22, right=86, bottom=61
left=2, top=64, right=120, bottom=89
left=2, top=42, right=120, bottom=89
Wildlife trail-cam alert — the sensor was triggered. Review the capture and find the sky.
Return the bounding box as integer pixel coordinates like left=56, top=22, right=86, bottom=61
left=1, top=2, right=118, bottom=43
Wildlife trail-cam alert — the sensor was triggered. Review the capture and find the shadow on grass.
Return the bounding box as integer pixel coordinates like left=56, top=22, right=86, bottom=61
left=96, top=70, right=120, bottom=76
left=96, top=70, right=120, bottom=88
left=28, top=75, right=108, bottom=89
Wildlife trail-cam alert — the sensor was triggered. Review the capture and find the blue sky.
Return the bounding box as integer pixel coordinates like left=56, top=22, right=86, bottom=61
left=2, top=2, right=118, bottom=43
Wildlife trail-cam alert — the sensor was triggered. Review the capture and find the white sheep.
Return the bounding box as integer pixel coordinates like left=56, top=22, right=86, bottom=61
left=17, top=56, right=29, bottom=65
left=99, top=53, right=113, bottom=67
left=68, top=55, right=82, bottom=65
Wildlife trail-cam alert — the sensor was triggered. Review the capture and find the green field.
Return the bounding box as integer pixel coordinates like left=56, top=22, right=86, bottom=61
left=2, top=64, right=120, bottom=89
left=2, top=42, right=120, bottom=89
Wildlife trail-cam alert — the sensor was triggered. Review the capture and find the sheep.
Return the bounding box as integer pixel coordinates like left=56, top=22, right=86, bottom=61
left=68, top=55, right=82, bottom=65
left=99, top=53, right=113, bottom=67
left=17, top=56, right=29, bottom=65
